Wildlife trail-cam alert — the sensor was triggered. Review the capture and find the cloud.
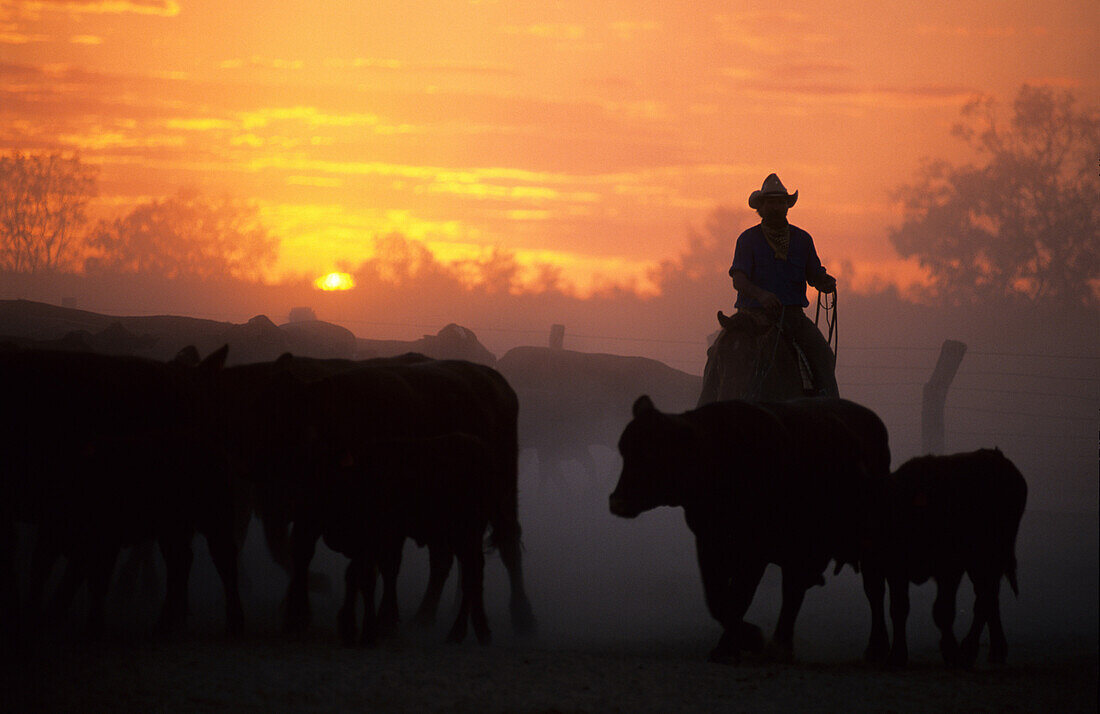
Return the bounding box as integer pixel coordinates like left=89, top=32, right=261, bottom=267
left=609, top=20, right=659, bottom=41
left=219, top=56, right=303, bottom=70
left=6, top=0, right=180, bottom=16
left=70, top=34, right=102, bottom=44
left=715, top=11, right=834, bottom=54
left=237, top=106, right=383, bottom=129
left=774, top=60, right=856, bottom=77
left=718, top=64, right=975, bottom=109
left=164, top=118, right=237, bottom=131
left=499, top=23, right=586, bottom=41
left=915, top=24, right=1049, bottom=39
left=56, top=129, right=184, bottom=150
left=285, top=175, right=343, bottom=188
left=0, top=30, right=46, bottom=42
left=1022, top=76, right=1083, bottom=89
left=321, top=57, right=517, bottom=76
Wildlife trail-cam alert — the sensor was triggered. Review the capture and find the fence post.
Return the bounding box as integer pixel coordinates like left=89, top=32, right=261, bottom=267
left=549, top=324, right=565, bottom=350
left=921, top=339, right=967, bottom=455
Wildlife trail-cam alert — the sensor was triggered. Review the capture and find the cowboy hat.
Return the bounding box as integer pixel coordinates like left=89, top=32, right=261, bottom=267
left=748, top=173, right=798, bottom=210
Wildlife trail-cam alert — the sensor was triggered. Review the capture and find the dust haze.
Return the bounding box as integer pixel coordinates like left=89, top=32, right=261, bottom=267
left=5, top=274, right=1094, bottom=669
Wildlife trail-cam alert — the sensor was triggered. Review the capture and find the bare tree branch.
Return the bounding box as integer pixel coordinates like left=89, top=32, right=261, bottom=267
left=0, top=153, right=97, bottom=273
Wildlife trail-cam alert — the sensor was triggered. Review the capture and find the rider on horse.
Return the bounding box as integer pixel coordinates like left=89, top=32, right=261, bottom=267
left=719, top=173, right=839, bottom=399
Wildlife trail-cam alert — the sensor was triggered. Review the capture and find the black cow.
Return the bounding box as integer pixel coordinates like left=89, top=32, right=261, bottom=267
left=862, top=448, right=1027, bottom=667
left=323, top=432, right=495, bottom=645
left=0, top=346, right=242, bottom=636
left=219, top=354, right=534, bottom=638
left=609, top=396, right=889, bottom=662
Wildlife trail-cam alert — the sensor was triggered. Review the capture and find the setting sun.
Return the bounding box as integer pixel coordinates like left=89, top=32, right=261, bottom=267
left=314, top=272, right=355, bottom=291
left=1, top=1, right=1093, bottom=296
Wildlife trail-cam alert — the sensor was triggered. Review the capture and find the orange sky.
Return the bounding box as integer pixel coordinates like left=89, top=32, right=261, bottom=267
left=1, top=0, right=1096, bottom=296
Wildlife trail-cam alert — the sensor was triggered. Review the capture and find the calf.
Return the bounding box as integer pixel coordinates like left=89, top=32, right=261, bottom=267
left=863, top=448, right=1027, bottom=667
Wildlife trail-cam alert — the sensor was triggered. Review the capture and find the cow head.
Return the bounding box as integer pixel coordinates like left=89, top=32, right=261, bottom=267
left=609, top=395, right=694, bottom=518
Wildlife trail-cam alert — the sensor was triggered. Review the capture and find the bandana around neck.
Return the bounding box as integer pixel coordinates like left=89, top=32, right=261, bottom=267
left=761, top=221, right=790, bottom=260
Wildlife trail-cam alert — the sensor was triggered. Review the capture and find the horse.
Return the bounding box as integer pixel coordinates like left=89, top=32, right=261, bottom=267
left=697, top=309, right=822, bottom=406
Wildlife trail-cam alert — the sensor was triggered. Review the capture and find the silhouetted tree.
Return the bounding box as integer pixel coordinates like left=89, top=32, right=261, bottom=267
left=651, top=207, right=743, bottom=286
left=0, top=153, right=97, bottom=272
left=458, top=247, right=521, bottom=295
left=85, top=188, right=277, bottom=281
left=891, top=85, right=1099, bottom=308
left=356, top=232, right=459, bottom=287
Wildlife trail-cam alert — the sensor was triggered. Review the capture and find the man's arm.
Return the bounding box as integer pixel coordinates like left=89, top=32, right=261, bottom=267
left=804, top=232, right=836, bottom=293
left=807, top=272, right=837, bottom=294
left=731, top=270, right=781, bottom=312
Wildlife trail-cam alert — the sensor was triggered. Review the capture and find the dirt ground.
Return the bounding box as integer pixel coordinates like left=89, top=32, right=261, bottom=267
left=4, top=634, right=1096, bottom=713
left=3, top=463, right=1096, bottom=713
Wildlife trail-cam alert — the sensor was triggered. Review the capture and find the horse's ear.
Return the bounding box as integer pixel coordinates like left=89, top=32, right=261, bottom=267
left=632, top=395, right=656, bottom=418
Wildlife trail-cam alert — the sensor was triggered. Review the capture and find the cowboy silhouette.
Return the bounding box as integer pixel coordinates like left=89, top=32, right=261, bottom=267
left=726, top=173, right=839, bottom=398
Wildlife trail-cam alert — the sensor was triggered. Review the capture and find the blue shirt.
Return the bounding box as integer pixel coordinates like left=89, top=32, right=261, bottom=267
left=728, top=223, right=826, bottom=308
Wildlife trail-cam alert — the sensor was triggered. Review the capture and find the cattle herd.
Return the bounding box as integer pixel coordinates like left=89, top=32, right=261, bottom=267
left=0, top=343, right=1026, bottom=669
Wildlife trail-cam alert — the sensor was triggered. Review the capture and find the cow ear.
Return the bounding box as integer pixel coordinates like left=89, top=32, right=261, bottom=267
left=274, top=352, right=295, bottom=368
left=172, top=345, right=201, bottom=367
left=200, top=344, right=229, bottom=372
left=633, top=395, right=656, bottom=418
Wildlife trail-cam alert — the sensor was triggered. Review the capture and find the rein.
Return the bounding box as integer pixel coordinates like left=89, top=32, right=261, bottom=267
left=815, top=289, right=838, bottom=366
left=747, top=305, right=786, bottom=399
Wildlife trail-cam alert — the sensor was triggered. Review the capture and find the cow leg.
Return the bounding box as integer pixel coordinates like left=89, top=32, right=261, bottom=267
left=699, top=542, right=765, bottom=663
left=885, top=573, right=911, bottom=666
left=414, top=543, right=454, bottom=627
left=157, top=532, right=194, bottom=635
left=0, top=521, right=16, bottom=635
left=498, top=533, right=535, bottom=636
left=84, top=546, right=118, bottom=638
left=722, top=558, right=768, bottom=658
left=337, top=559, right=360, bottom=646
left=449, top=531, right=490, bottom=646
left=445, top=560, right=471, bottom=645
left=284, top=521, right=320, bottom=633
left=695, top=538, right=731, bottom=628
left=466, top=528, right=491, bottom=646
left=358, top=558, right=380, bottom=646
left=205, top=528, right=245, bottom=636
left=960, top=569, right=997, bottom=668
left=27, top=529, right=63, bottom=622
left=861, top=565, right=889, bottom=662
left=47, top=556, right=87, bottom=629
left=376, top=534, right=404, bottom=635
left=259, top=508, right=294, bottom=574
left=985, top=578, right=1008, bottom=664
left=113, top=542, right=157, bottom=619
left=771, top=568, right=812, bottom=661
left=932, top=570, right=962, bottom=667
